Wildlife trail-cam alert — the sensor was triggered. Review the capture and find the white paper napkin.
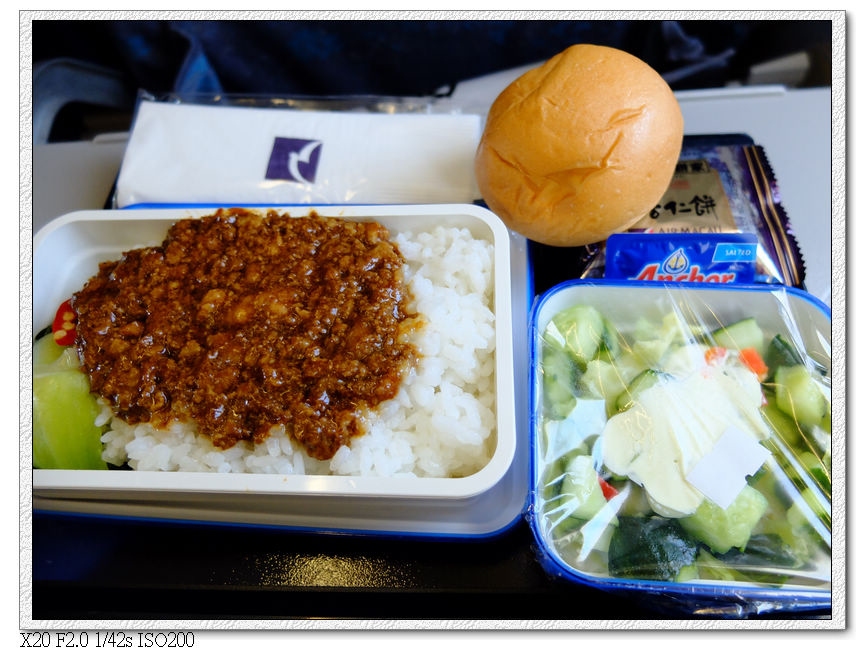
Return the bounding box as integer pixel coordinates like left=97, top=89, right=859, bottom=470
left=115, top=101, right=482, bottom=208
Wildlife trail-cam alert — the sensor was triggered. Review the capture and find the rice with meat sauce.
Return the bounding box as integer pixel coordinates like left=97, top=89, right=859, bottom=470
left=99, top=225, right=496, bottom=477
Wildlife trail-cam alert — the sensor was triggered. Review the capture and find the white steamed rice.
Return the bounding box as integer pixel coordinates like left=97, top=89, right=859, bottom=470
left=98, top=224, right=497, bottom=478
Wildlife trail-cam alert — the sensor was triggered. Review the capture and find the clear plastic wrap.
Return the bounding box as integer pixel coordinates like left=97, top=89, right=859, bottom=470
left=529, top=280, right=831, bottom=616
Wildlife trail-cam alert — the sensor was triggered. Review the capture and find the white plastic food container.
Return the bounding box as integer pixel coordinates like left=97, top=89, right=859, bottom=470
left=31, top=204, right=527, bottom=537
left=529, top=280, right=832, bottom=615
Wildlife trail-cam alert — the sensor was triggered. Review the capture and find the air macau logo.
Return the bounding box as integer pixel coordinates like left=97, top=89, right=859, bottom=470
left=266, top=137, right=323, bottom=184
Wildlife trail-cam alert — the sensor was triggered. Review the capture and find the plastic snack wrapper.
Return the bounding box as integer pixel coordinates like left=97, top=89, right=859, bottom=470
left=529, top=280, right=831, bottom=617
left=569, top=135, right=807, bottom=291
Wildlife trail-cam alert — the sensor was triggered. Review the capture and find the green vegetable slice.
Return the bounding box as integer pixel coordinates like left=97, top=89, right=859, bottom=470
left=774, top=365, right=829, bottom=429
left=765, top=334, right=805, bottom=380
left=557, top=455, right=606, bottom=521
left=544, top=305, right=606, bottom=368
left=799, top=451, right=831, bottom=494
left=607, top=516, right=699, bottom=581
left=541, top=343, right=578, bottom=419
left=708, top=317, right=765, bottom=354
left=613, top=369, right=671, bottom=413
left=33, top=335, right=107, bottom=470
left=717, top=533, right=799, bottom=570
left=679, top=485, right=768, bottom=554
left=761, top=400, right=807, bottom=450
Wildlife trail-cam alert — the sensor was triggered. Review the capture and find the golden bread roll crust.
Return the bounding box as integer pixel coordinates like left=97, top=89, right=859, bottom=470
left=475, top=44, right=683, bottom=247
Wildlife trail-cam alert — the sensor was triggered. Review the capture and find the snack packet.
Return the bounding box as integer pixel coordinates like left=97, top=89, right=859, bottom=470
left=569, top=135, right=806, bottom=290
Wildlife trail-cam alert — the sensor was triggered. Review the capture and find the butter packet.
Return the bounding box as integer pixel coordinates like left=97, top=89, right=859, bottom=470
left=572, top=135, right=806, bottom=289
left=605, top=232, right=759, bottom=284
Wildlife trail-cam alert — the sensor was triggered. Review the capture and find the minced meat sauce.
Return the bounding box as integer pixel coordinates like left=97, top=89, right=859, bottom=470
left=71, top=209, right=420, bottom=460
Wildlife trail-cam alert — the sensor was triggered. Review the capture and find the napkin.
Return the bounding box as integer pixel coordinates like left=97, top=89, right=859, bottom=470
left=114, top=101, right=482, bottom=207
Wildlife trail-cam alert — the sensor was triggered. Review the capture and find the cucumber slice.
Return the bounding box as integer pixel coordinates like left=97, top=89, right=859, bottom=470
left=540, top=465, right=562, bottom=502
left=775, top=365, right=828, bottom=429
left=545, top=305, right=606, bottom=368
left=551, top=514, right=585, bottom=538
left=613, top=369, right=670, bottom=413
left=540, top=399, right=607, bottom=502
left=765, top=334, right=804, bottom=380
left=33, top=334, right=107, bottom=470
left=675, top=561, right=701, bottom=583
left=33, top=334, right=65, bottom=368
left=799, top=451, right=831, bottom=494
left=541, top=447, right=589, bottom=529
left=608, top=516, right=699, bottom=581
left=787, top=489, right=830, bottom=546
left=33, top=369, right=107, bottom=470
left=632, top=316, right=657, bottom=342
left=709, top=317, right=765, bottom=354
left=541, top=343, right=578, bottom=419
left=679, top=485, right=769, bottom=554
left=761, top=400, right=807, bottom=450
left=695, top=548, right=743, bottom=582
left=540, top=449, right=580, bottom=501
left=718, top=533, right=800, bottom=571
left=558, top=455, right=607, bottom=521
left=631, top=338, right=670, bottom=367
left=820, top=405, right=831, bottom=433
left=579, top=353, right=643, bottom=405
left=599, top=316, right=622, bottom=360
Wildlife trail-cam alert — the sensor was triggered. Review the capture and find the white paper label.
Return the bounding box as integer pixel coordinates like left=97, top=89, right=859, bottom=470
left=686, top=426, right=771, bottom=509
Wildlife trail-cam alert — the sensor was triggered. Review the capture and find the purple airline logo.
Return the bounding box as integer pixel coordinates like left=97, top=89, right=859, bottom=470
left=265, top=137, right=323, bottom=184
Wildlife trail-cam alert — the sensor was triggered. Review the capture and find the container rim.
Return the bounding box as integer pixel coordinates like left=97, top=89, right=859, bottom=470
left=526, top=279, right=832, bottom=605
left=32, top=203, right=517, bottom=501
left=532, top=278, right=830, bottom=321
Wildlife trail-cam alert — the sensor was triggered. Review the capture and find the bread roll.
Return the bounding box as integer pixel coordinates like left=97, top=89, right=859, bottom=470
left=475, top=44, right=683, bottom=247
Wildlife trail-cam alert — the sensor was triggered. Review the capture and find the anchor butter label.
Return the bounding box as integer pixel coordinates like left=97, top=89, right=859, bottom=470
left=605, top=233, right=758, bottom=284
left=662, top=248, right=689, bottom=275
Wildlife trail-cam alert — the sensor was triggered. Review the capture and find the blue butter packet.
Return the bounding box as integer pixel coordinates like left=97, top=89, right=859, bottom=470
left=604, top=233, right=758, bottom=284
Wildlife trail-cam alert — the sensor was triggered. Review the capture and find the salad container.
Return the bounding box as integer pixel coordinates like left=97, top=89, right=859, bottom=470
left=31, top=204, right=530, bottom=538
left=528, top=280, right=832, bottom=615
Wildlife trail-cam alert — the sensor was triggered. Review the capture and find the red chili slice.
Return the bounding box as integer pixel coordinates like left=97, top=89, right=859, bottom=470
left=598, top=475, right=619, bottom=500
left=51, top=299, right=77, bottom=346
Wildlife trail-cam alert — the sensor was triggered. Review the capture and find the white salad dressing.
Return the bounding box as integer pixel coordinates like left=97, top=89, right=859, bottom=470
left=602, top=346, right=770, bottom=518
